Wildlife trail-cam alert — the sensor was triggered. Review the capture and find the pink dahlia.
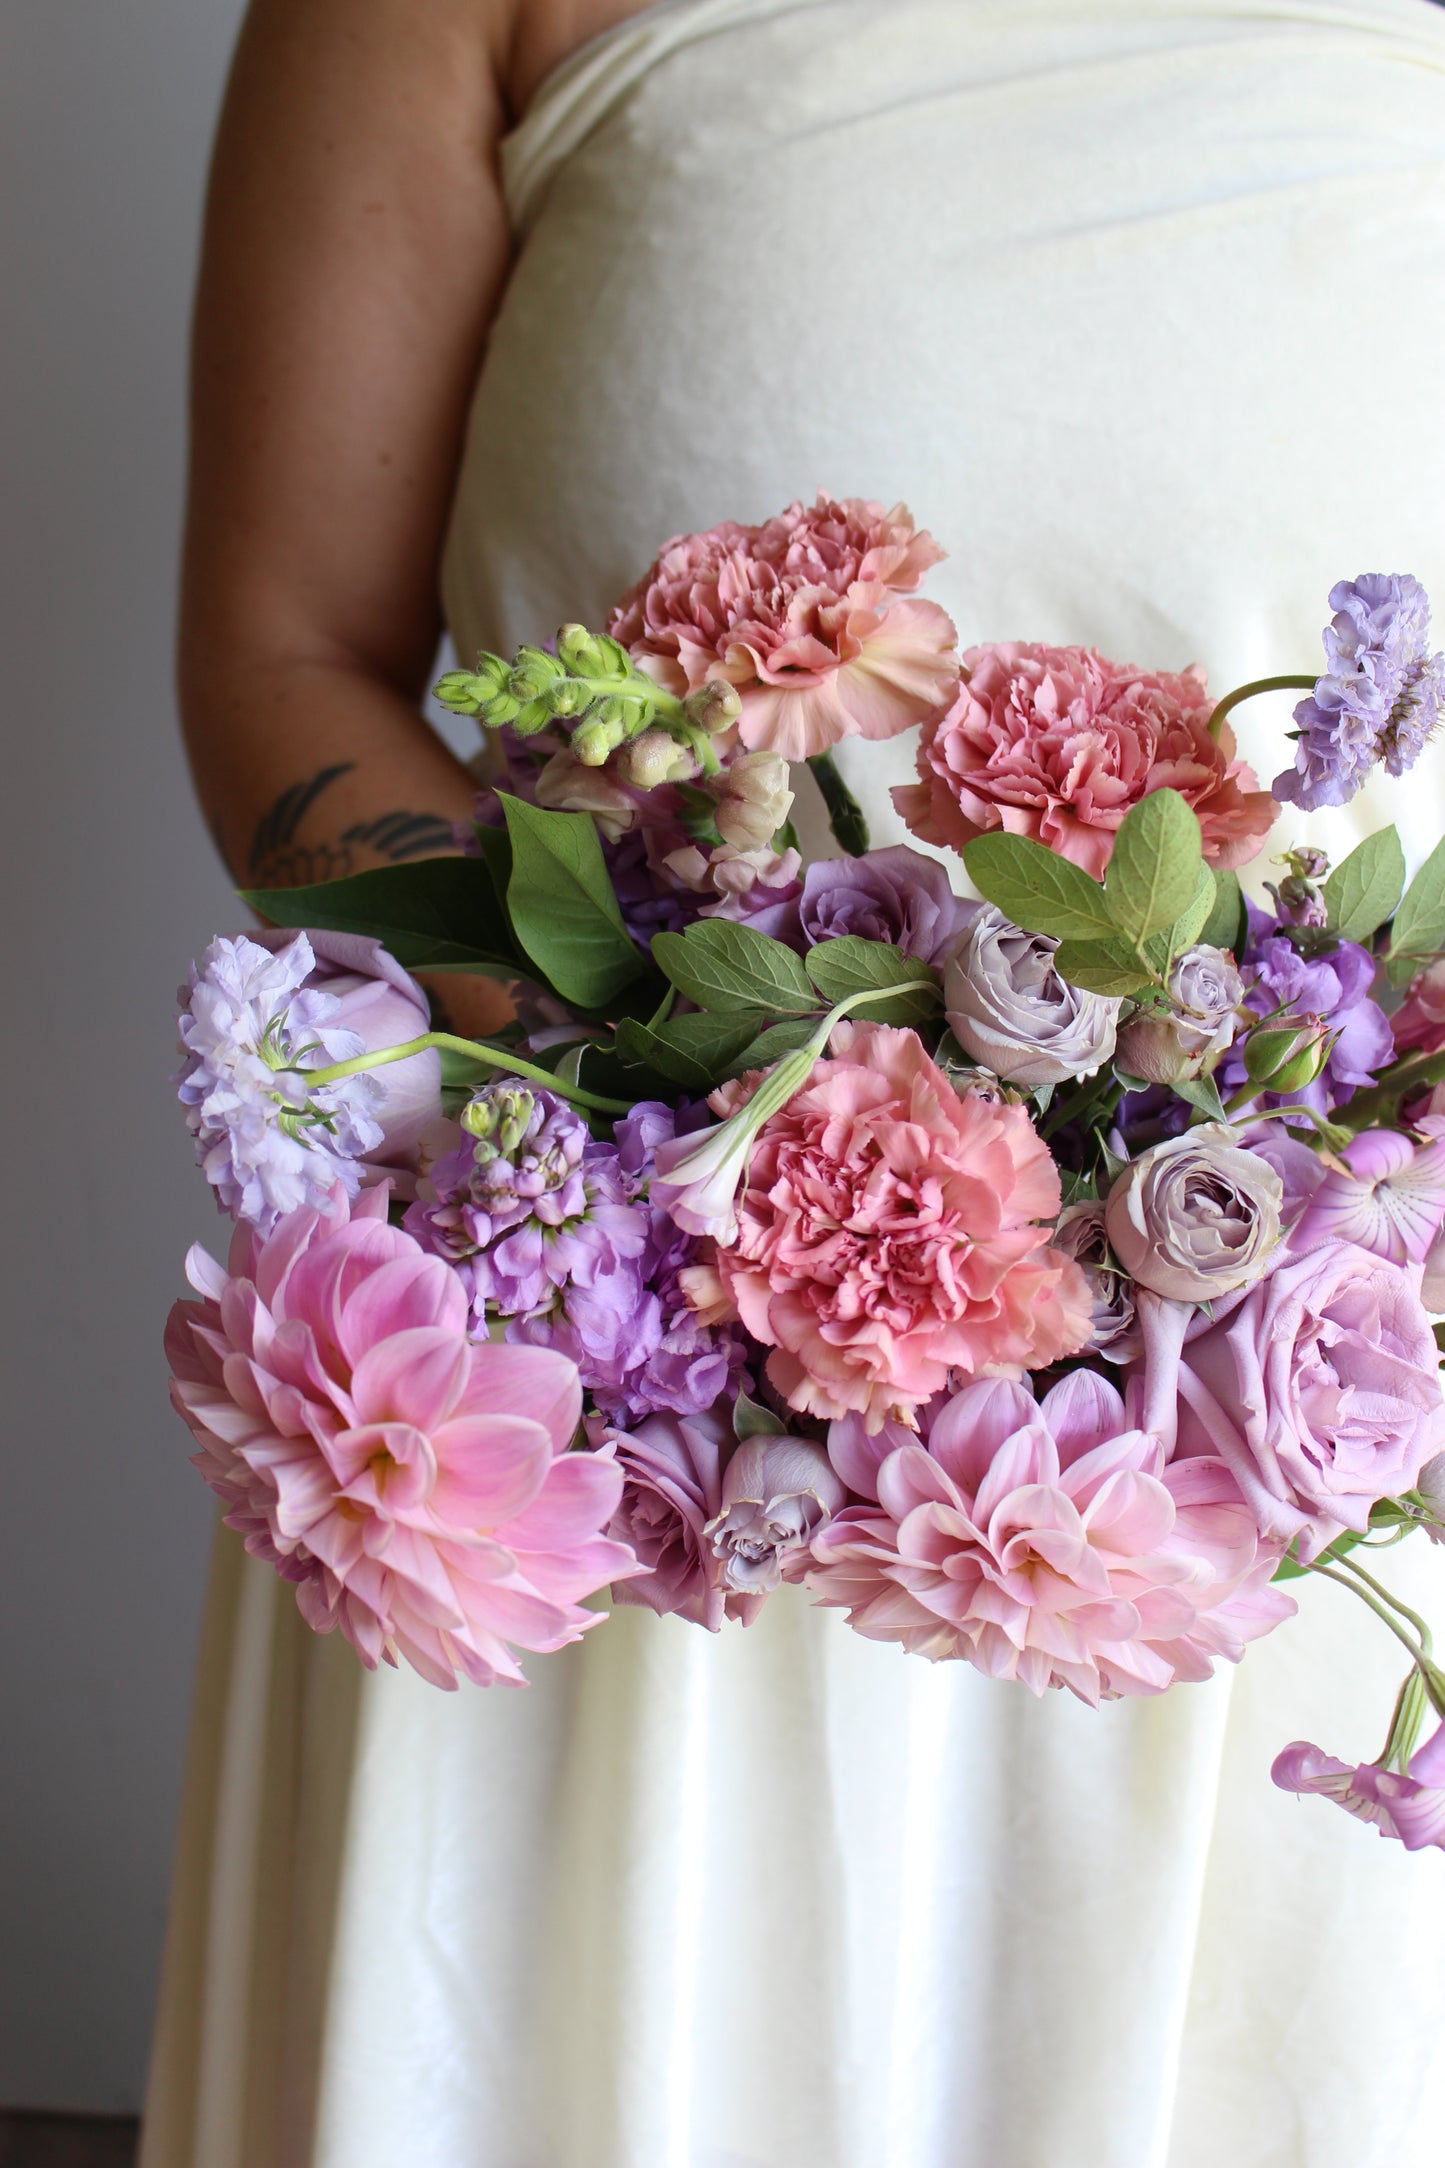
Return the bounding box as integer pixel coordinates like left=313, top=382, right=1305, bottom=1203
left=712, top=1022, right=1092, bottom=1428
left=807, top=1373, right=1294, bottom=1702
left=1273, top=1722, right=1445, bottom=1851
left=607, top=493, right=959, bottom=762
left=892, top=642, right=1277, bottom=878
left=165, top=1186, right=636, bottom=1689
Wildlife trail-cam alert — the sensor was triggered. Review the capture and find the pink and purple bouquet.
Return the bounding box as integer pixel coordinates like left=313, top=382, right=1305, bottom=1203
left=168, top=497, right=1445, bottom=1852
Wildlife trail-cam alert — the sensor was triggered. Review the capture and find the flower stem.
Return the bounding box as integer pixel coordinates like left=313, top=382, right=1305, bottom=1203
left=807, top=751, right=870, bottom=857
left=1206, top=674, right=1317, bottom=740
left=300, top=1033, right=634, bottom=1115
left=1334, top=1549, right=1434, bottom=1653
left=1304, top=1556, right=1445, bottom=1713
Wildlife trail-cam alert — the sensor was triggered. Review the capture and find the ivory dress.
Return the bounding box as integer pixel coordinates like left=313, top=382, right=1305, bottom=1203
left=143, top=4, right=1445, bottom=2164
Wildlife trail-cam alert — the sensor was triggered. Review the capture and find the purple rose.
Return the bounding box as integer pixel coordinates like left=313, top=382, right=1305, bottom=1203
left=791, top=844, right=970, bottom=963
left=593, top=1406, right=753, bottom=1630
left=1051, top=1201, right=1142, bottom=1362
left=1105, top=1124, right=1283, bottom=1304
left=704, top=1435, right=845, bottom=1597
left=1173, top=1240, right=1445, bottom=1558
left=943, top=905, right=1120, bottom=1088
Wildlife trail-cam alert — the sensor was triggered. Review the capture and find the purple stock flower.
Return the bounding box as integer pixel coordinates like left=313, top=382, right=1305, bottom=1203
left=1274, top=575, right=1445, bottom=811
left=1219, top=906, right=1393, bottom=1114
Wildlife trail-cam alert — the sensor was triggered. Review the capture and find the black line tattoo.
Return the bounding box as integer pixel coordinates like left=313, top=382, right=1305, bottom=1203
left=247, top=762, right=457, bottom=886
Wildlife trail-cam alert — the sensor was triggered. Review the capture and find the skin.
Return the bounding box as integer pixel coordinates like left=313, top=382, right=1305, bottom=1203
left=180, top=0, right=660, bottom=1028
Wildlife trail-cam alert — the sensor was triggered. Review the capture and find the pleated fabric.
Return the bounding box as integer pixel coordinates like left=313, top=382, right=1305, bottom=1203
left=145, top=4, right=1445, bottom=2162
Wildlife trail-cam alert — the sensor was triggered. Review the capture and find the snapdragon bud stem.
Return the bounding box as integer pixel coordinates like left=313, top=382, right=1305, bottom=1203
left=1206, top=674, right=1317, bottom=740
left=299, top=1033, right=633, bottom=1116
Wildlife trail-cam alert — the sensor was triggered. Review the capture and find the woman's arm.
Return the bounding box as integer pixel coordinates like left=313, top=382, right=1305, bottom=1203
left=180, top=0, right=513, bottom=905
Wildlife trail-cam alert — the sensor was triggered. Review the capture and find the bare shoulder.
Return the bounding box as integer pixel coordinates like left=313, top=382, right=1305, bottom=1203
left=502, top=0, right=667, bottom=117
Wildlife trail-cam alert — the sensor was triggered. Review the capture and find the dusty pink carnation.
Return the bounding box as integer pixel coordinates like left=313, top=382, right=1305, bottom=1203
left=807, top=1372, right=1294, bottom=1701
left=165, top=1186, right=636, bottom=1689
left=892, top=642, right=1277, bottom=878
left=712, top=1022, right=1092, bottom=1428
left=607, top=493, right=959, bottom=762
left=1392, top=959, right=1445, bottom=1056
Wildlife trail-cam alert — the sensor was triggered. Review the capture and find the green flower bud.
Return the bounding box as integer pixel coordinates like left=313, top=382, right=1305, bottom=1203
left=555, top=624, right=618, bottom=677
left=508, top=646, right=565, bottom=700
left=461, top=1085, right=537, bottom=1155
left=433, top=668, right=485, bottom=715
left=511, top=696, right=557, bottom=736
left=1242, top=1019, right=1331, bottom=1092
left=684, top=680, right=743, bottom=734
left=572, top=716, right=627, bottom=765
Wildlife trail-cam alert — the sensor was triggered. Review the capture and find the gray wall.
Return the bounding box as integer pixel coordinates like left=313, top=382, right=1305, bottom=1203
left=0, top=0, right=247, bottom=2113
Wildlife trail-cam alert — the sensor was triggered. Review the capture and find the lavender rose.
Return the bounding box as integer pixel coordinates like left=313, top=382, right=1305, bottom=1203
left=1175, top=1240, right=1445, bottom=1557
left=795, top=844, right=970, bottom=963
left=1105, top=1124, right=1283, bottom=1303
left=1051, top=1201, right=1141, bottom=1362
left=1115, top=945, right=1243, bottom=1085
left=943, top=905, right=1121, bottom=1087
left=596, top=1407, right=742, bottom=1630
left=704, top=1434, right=845, bottom=1596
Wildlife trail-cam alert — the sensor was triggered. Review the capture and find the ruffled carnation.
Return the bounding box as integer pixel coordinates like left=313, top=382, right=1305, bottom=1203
left=807, top=1373, right=1293, bottom=1701
left=711, top=1022, right=1092, bottom=1428
left=608, top=493, right=959, bottom=762
left=165, top=1186, right=635, bottom=1688
left=893, top=642, right=1276, bottom=878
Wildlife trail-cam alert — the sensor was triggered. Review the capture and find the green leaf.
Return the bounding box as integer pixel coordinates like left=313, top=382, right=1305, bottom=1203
left=1323, top=826, right=1406, bottom=944
left=962, top=833, right=1119, bottom=942
left=242, top=857, right=521, bottom=976
left=651, top=920, right=818, bottom=1015
left=724, top=1017, right=820, bottom=1077
left=1170, top=1073, right=1229, bottom=1124
left=1272, top=1526, right=1370, bottom=1583
left=733, top=1390, right=790, bottom=1441
left=1103, top=789, right=1204, bottom=942
left=804, top=937, right=942, bottom=1025
left=496, top=794, right=642, bottom=1009
left=1387, top=833, right=1445, bottom=985
left=615, top=1009, right=769, bottom=1088
left=1198, top=867, right=1248, bottom=959
left=1164, top=862, right=1218, bottom=958
left=1052, top=939, right=1155, bottom=997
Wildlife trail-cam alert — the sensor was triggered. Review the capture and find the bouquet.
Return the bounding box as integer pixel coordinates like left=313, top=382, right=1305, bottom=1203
left=167, top=494, right=1445, bottom=1852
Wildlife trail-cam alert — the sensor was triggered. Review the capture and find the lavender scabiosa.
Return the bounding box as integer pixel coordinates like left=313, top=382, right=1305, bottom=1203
left=176, top=932, right=388, bottom=1231
left=1274, top=575, right=1445, bottom=810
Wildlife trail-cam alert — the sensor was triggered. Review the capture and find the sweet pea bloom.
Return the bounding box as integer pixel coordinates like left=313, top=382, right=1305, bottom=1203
left=942, top=905, right=1121, bottom=1088
left=1392, top=959, right=1445, bottom=1057
left=1291, top=1129, right=1445, bottom=1267
left=893, top=643, right=1276, bottom=878
left=711, top=1023, right=1092, bottom=1427
left=1104, top=1125, right=1284, bottom=1304
left=608, top=493, right=959, bottom=762
left=165, top=1186, right=634, bottom=1688
left=806, top=1373, right=1293, bottom=1701
left=1272, top=1723, right=1445, bottom=1851
left=1168, top=1238, right=1445, bottom=1557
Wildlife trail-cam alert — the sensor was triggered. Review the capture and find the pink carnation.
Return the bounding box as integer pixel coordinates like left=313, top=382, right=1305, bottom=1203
left=607, top=493, right=959, bottom=763
left=165, top=1186, right=636, bottom=1689
left=1392, top=959, right=1445, bottom=1056
left=712, top=1022, right=1092, bottom=1428
left=892, top=642, right=1277, bottom=878
left=807, top=1373, right=1294, bottom=1702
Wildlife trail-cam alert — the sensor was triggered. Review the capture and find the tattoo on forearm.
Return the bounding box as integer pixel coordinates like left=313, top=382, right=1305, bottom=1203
left=246, top=762, right=458, bottom=885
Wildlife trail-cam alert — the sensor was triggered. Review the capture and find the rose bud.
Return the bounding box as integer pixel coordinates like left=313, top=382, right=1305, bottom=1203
left=1115, top=945, right=1243, bottom=1084
left=1241, top=1017, right=1332, bottom=1095
left=1104, top=1123, right=1284, bottom=1303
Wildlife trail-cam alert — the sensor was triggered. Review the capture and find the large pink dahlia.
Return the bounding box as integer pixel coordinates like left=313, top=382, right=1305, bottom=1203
left=165, top=1187, right=636, bottom=1688
left=808, top=1373, right=1294, bottom=1701
left=712, top=1023, right=1092, bottom=1428
left=892, top=641, right=1277, bottom=878
left=607, top=493, right=959, bottom=762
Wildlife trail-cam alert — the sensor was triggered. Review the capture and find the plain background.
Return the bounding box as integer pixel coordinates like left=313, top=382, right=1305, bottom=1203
left=7, top=0, right=273, bottom=2113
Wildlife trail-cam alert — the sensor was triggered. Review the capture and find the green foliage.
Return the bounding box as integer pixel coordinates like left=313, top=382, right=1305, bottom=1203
left=242, top=858, right=520, bottom=976
left=651, top=920, right=817, bottom=1015
left=733, top=1389, right=789, bottom=1440
left=1197, top=867, right=1247, bottom=958
left=804, top=937, right=942, bottom=1025
left=615, top=1009, right=773, bottom=1088
left=1170, top=1073, right=1229, bottom=1124
left=1103, top=789, right=1205, bottom=943
left=1051, top=939, right=1155, bottom=996
left=1323, top=827, right=1405, bottom=944
left=1165, top=862, right=1218, bottom=955
left=1387, top=833, right=1445, bottom=985
left=962, top=833, right=1118, bottom=942
left=496, top=794, right=642, bottom=1010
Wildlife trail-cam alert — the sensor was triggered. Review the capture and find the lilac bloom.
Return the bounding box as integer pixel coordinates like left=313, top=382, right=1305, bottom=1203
left=1292, top=1129, right=1445, bottom=1266
left=1274, top=574, right=1444, bottom=810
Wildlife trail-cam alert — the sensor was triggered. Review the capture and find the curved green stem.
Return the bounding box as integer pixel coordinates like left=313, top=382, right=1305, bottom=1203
left=1334, top=1550, right=1435, bottom=1653
left=1207, top=674, right=1317, bottom=740
left=807, top=751, right=870, bottom=857
left=300, top=1033, right=633, bottom=1116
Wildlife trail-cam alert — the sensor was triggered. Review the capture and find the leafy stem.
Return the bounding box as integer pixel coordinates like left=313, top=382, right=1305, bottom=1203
left=299, top=1033, right=633, bottom=1116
